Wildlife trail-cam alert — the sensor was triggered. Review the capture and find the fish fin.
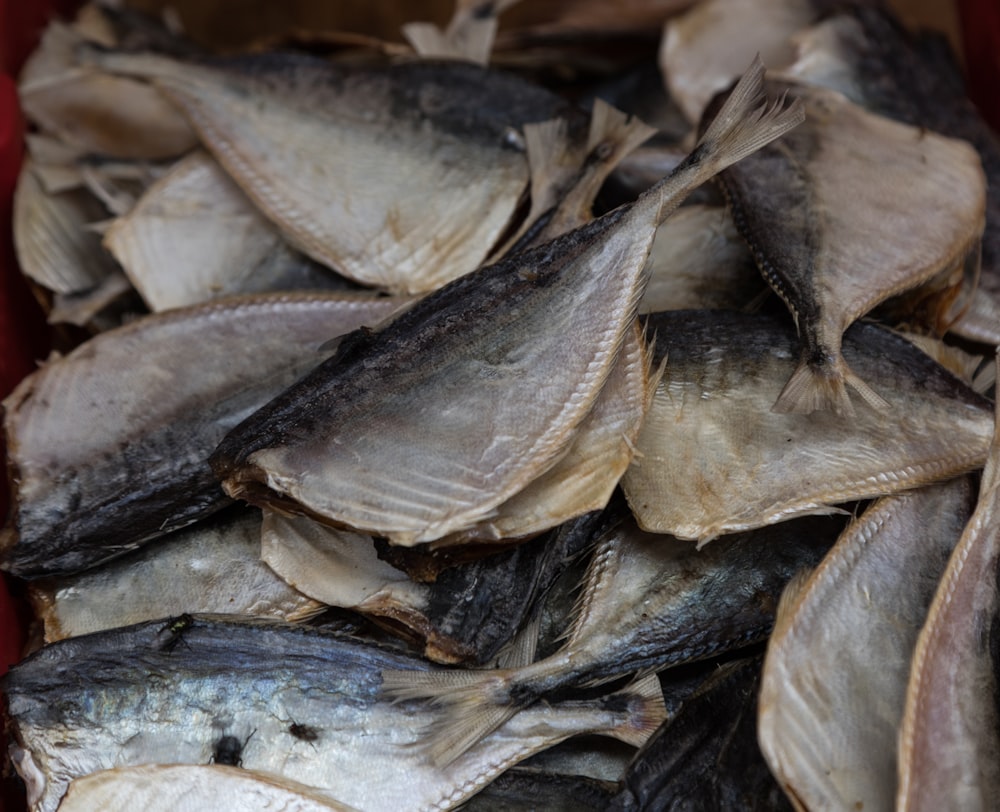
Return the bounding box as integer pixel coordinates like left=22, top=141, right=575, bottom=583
left=586, top=99, right=657, bottom=163
left=771, top=355, right=888, bottom=416
left=771, top=567, right=814, bottom=640
left=602, top=673, right=669, bottom=746
left=561, top=533, right=620, bottom=649
left=401, top=19, right=497, bottom=65
left=495, top=612, right=541, bottom=669
left=523, top=117, right=575, bottom=215
left=650, top=55, right=804, bottom=226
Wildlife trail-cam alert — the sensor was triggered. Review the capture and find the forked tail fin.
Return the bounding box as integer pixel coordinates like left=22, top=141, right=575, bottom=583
left=772, top=352, right=889, bottom=416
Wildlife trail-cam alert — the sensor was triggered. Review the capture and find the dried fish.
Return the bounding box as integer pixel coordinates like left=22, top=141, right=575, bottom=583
left=262, top=505, right=604, bottom=664
left=56, top=765, right=358, bottom=812
left=4, top=616, right=666, bottom=812
left=779, top=5, right=1000, bottom=346
left=31, top=507, right=324, bottom=643
left=717, top=80, right=985, bottom=414
left=104, top=151, right=352, bottom=312
left=211, top=59, right=804, bottom=545
left=88, top=48, right=584, bottom=292
left=457, top=768, right=616, bottom=812
left=660, top=0, right=818, bottom=124
left=758, top=477, right=974, bottom=811
left=19, top=21, right=197, bottom=160
left=12, top=160, right=119, bottom=296
left=382, top=512, right=840, bottom=765
left=622, top=311, right=993, bottom=542
left=1, top=292, right=409, bottom=577
left=612, top=656, right=791, bottom=812
left=897, top=397, right=1000, bottom=811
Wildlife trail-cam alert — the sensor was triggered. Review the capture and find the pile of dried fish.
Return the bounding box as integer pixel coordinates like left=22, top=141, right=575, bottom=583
left=3, top=0, right=1000, bottom=810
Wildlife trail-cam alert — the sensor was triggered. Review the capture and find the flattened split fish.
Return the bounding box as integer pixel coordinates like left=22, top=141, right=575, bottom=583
left=210, top=58, right=804, bottom=546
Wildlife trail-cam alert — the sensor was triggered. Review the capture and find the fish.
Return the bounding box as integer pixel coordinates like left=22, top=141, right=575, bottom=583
left=381, top=511, right=841, bottom=765
left=758, top=477, right=975, bottom=812
left=660, top=0, right=822, bottom=124
left=55, top=765, right=359, bottom=812
left=778, top=4, right=1000, bottom=346
left=261, top=504, right=605, bottom=664
left=715, top=79, right=986, bottom=414
left=621, top=311, right=993, bottom=542
left=897, top=385, right=1000, bottom=811
left=103, top=150, right=355, bottom=312
left=30, top=506, right=325, bottom=643
left=1, top=292, right=410, bottom=577
left=18, top=20, right=197, bottom=160
left=611, top=656, right=792, bottom=812
left=457, top=768, right=617, bottom=812
left=86, top=47, right=585, bottom=293
left=3, top=615, right=667, bottom=812
left=210, top=58, right=804, bottom=546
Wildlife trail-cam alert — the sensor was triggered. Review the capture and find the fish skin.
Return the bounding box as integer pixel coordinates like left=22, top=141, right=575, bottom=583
left=210, top=58, right=804, bottom=546
left=1, top=292, right=410, bottom=578
left=381, top=511, right=842, bottom=766
left=3, top=616, right=665, bottom=812
left=714, top=79, right=985, bottom=414
left=611, top=656, right=791, bottom=812
left=758, top=477, right=975, bottom=812
left=32, top=506, right=323, bottom=643
left=897, top=393, right=1000, bottom=811
left=87, top=48, right=585, bottom=293
left=622, top=311, right=993, bottom=542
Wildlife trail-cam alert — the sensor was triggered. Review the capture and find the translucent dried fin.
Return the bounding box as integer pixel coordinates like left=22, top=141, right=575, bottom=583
left=604, top=673, right=669, bottom=747
left=771, top=355, right=889, bottom=416
left=379, top=667, right=508, bottom=705
left=495, top=612, right=541, bottom=670
left=586, top=99, right=658, bottom=159
left=649, top=55, right=805, bottom=227
left=402, top=0, right=520, bottom=64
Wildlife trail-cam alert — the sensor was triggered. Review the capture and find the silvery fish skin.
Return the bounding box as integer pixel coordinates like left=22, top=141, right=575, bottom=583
left=758, top=477, right=974, bottom=812
left=897, top=399, right=1000, bottom=811
left=210, top=60, right=804, bottom=546
left=104, top=150, right=353, bottom=312
left=1, top=292, right=410, bottom=577
left=88, top=49, right=583, bottom=293
left=56, top=765, right=358, bottom=812
left=716, top=79, right=985, bottom=414
left=611, top=657, right=791, bottom=812
left=779, top=5, right=1000, bottom=346
left=622, top=311, right=993, bottom=542
left=382, top=511, right=841, bottom=765
left=32, top=507, right=324, bottom=643
left=4, top=616, right=666, bottom=812
left=264, top=504, right=605, bottom=665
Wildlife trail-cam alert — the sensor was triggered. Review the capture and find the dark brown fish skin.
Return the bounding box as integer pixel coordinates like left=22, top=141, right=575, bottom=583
left=421, top=508, right=613, bottom=665
left=458, top=769, right=617, bottom=812
left=611, top=656, right=791, bottom=812
left=798, top=5, right=1000, bottom=326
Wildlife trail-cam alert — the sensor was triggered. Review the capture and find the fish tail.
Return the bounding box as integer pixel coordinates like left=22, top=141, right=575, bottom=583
left=602, top=673, right=669, bottom=747
left=381, top=667, right=524, bottom=766
left=772, top=353, right=889, bottom=416
left=586, top=98, right=657, bottom=164
left=650, top=55, right=805, bottom=225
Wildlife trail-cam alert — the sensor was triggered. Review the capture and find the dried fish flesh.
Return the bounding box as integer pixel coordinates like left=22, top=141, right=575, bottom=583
left=382, top=512, right=840, bottom=765
left=56, top=765, right=358, bottom=812
left=758, top=477, right=974, bottom=811
left=211, top=59, right=804, bottom=545
left=612, top=657, right=791, bottom=812
left=622, top=311, right=993, bottom=542
left=1, top=292, right=409, bottom=577
left=88, top=48, right=584, bottom=292
left=717, top=80, right=985, bottom=414
left=31, top=507, right=324, bottom=643
left=104, top=151, right=351, bottom=312
left=4, top=616, right=666, bottom=812
left=897, top=396, right=1000, bottom=811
